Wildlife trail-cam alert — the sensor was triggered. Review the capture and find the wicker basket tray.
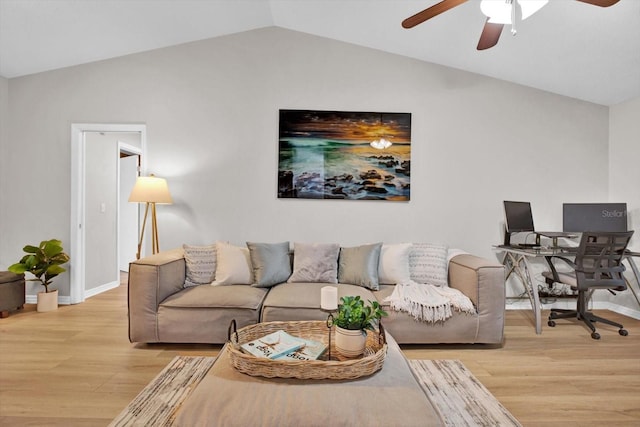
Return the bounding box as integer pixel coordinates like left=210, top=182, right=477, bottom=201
left=227, top=320, right=387, bottom=380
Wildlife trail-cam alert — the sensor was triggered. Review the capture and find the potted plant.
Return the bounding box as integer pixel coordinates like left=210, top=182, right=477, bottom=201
left=334, top=295, right=387, bottom=357
left=8, top=239, right=70, bottom=312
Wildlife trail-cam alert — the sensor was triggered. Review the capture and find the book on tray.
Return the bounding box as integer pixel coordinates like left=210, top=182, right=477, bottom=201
left=240, top=330, right=305, bottom=359
left=273, top=336, right=328, bottom=361
left=240, top=330, right=327, bottom=361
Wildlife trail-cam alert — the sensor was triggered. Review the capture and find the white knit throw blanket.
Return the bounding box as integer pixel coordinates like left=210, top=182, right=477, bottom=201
left=384, top=281, right=476, bottom=323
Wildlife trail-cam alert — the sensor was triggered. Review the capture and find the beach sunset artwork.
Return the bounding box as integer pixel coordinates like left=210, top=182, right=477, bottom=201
left=278, top=110, right=412, bottom=201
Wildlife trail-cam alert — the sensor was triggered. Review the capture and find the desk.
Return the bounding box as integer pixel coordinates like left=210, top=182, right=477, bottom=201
left=493, top=246, right=640, bottom=334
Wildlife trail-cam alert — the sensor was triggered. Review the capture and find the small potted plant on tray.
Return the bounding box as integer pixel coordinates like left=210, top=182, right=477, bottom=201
left=8, top=239, right=70, bottom=312
left=334, top=295, right=387, bottom=357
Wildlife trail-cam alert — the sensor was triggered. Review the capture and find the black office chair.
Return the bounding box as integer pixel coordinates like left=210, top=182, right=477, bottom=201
left=542, top=230, right=634, bottom=340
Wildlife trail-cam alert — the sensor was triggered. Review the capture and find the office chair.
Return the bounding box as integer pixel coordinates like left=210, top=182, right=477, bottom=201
left=542, top=230, right=634, bottom=340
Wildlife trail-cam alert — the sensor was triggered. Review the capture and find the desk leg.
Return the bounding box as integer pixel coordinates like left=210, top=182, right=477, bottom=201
left=624, top=256, right=640, bottom=309
left=504, top=253, right=542, bottom=334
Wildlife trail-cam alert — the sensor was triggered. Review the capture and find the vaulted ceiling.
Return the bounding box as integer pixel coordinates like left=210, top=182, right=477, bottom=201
left=1, top=0, right=638, bottom=106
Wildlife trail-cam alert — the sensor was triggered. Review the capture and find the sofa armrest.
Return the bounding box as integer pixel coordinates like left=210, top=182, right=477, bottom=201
left=448, top=254, right=505, bottom=313
left=128, top=248, right=185, bottom=343
left=449, top=254, right=505, bottom=344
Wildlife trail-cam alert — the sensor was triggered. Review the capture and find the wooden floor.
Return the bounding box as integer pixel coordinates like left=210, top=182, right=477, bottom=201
left=1, top=280, right=639, bottom=427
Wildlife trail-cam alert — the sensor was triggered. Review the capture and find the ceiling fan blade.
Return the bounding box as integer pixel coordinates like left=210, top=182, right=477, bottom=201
left=574, top=0, right=619, bottom=6
left=477, top=19, right=504, bottom=50
left=402, top=0, right=468, bottom=29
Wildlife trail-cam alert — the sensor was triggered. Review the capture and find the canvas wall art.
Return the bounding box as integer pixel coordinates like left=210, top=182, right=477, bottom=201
left=278, top=109, right=411, bottom=201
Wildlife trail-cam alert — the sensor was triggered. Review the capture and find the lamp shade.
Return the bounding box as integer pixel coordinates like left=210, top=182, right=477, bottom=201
left=128, top=175, right=173, bottom=204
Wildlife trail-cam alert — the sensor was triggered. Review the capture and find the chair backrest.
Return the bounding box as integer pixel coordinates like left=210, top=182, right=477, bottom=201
left=574, top=231, right=634, bottom=291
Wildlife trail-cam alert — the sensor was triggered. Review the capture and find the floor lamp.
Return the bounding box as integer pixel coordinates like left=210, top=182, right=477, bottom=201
left=128, top=174, right=173, bottom=259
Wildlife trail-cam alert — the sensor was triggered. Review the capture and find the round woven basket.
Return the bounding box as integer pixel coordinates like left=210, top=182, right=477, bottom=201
left=228, top=320, right=387, bottom=380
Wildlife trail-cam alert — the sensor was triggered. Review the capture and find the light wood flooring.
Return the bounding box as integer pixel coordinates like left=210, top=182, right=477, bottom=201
left=1, top=279, right=639, bottom=426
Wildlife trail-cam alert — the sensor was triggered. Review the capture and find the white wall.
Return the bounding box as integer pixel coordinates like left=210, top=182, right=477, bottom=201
left=608, top=96, right=640, bottom=314
left=0, top=27, right=610, bottom=299
left=0, top=76, right=7, bottom=263
left=609, top=96, right=640, bottom=250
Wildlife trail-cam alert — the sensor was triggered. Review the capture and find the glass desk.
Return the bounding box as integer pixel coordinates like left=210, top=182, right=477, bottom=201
left=493, top=245, right=640, bottom=334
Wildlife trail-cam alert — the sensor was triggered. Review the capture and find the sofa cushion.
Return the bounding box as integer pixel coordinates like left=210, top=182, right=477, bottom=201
left=261, top=282, right=377, bottom=322
left=373, top=284, right=480, bottom=344
left=183, top=243, right=217, bottom=287
left=289, top=242, right=340, bottom=283
left=160, top=284, right=268, bottom=309
left=247, top=241, right=292, bottom=288
left=409, top=243, right=449, bottom=287
left=158, top=285, right=267, bottom=343
left=378, top=243, right=412, bottom=285
left=338, top=243, right=382, bottom=290
left=214, top=242, right=253, bottom=285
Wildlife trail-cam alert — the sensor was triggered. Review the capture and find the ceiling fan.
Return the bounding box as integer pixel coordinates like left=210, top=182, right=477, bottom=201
left=402, top=0, right=620, bottom=50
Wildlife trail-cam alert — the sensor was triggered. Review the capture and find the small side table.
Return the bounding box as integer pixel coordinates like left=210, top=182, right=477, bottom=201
left=0, top=271, right=25, bottom=318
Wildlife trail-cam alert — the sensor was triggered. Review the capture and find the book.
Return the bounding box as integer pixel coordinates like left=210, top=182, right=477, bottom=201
left=273, top=336, right=328, bottom=362
left=240, top=330, right=305, bottom=359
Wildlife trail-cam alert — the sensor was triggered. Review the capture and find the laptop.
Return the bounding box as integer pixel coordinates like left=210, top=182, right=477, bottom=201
left=503, top=201, right=576, bottom=247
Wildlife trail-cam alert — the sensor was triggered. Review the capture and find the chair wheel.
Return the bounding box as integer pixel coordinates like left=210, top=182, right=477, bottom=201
left=548, top=320, right=556, bottom=327
left=619, top=329, right=628, bottom=336
left=591, top=332, right=601, bottom=340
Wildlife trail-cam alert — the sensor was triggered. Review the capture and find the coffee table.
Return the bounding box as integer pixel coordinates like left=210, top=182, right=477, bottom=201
left=172, top=332, right=444, bottom=426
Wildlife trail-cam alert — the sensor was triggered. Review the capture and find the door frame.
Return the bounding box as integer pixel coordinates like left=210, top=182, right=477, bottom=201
left=70, top=123, right=147, bottom=304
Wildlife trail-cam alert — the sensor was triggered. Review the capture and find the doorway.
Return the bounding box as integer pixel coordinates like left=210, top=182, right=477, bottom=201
left=70, top=124, right=146, bottom=304
left=119, top=147, right=140, bottom=272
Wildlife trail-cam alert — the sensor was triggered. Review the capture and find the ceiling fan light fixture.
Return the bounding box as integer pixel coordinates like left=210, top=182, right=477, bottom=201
left=480, top=0, right=513, bottom=24
left=480, top=0, right=548, bottom=24
left=519, top=0, right=548, bottom=20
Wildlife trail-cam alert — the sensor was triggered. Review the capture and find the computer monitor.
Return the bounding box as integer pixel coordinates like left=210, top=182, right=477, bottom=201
left=563, top=203, right=628, bottom=232
left=504, top=201, right=535, bottom=232
left=503, top=201, right=535, bottom=246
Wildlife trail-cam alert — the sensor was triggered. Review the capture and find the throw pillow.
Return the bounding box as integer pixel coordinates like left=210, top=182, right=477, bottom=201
left=246, top=241, right=292, bottom=288
left=378, top=243, right=412, bottom=284
left=213, top=242, right=253, bottom=285
left=409, top=243, right=449, bottom=287
left=183, top=244, right=216, bottom=287
left=288, top=242, right=340, bottom=283
left=338, top=243, right=383, bottom=290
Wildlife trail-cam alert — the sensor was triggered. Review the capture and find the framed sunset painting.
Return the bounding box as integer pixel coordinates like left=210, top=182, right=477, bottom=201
left=277, top=109, right=411, bottom=201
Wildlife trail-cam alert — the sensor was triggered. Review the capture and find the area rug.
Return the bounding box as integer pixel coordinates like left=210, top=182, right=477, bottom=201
left=109, top=356, right=216, bottom=427
left=409, top=359, right=522, bottom=427
left=110, top=356, right=520, bottom=427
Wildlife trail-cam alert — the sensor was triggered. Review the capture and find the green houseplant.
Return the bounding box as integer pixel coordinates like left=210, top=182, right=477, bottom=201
left=8, top=239, right=70, bottom=312
left=334, top=295, right=387, bottom=357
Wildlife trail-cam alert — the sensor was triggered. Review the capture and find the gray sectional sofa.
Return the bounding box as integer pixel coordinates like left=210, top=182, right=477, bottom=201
left=128, top=244, right=505, bottom=345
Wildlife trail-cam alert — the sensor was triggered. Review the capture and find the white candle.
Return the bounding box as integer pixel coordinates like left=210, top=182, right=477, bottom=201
left=320, top=286, right=338, bottom=311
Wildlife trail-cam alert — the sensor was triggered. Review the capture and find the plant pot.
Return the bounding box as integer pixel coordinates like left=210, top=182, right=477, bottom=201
left=37, top=289, right=58, bottom=312
left=335, top=326, right=367, bottom=357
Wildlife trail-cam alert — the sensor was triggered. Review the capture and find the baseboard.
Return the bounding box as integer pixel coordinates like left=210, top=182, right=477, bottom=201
left=25, top=294, right=72, bottom=305
left=506, top=298, right=640, bottom=320
left=84, top=280, right=120, bottom=299
left=25, top=280, right=120, bottom=305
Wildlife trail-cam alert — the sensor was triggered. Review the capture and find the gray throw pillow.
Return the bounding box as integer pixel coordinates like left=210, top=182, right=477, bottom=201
left=183, top=244, right=216, bottom=287
left=289, top=242, right=340, bottom=283
left=247, top=242, right=292, bottom=288
left=338, top=243, right=382, bottom=290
